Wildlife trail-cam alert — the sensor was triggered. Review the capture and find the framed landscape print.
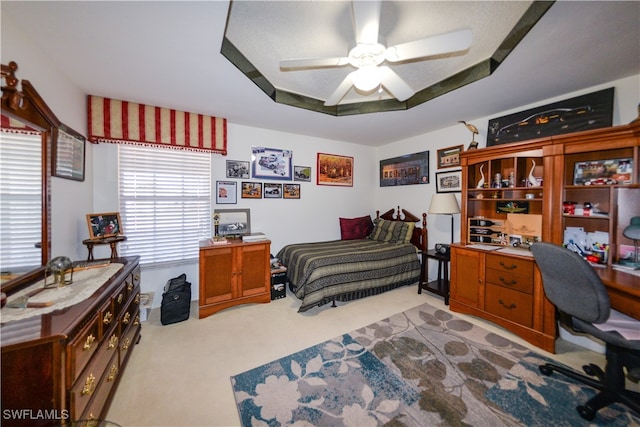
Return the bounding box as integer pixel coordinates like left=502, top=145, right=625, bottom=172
left=437, top=145, right=463, bottom=169
left=241, top=181, right=262, bottom=199
left=252, top=147, right=292, bottom=180
left=380, top=151, right=429, bottom=187
left=435, top=170, right=462, bottom=193
left=317, top=153, right=353, bottom=186
left=284, top=184, right=300, bottom=199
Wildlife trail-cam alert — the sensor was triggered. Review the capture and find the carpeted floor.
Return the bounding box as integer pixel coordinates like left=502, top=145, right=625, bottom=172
left=231, top=302, right=639, bottom=426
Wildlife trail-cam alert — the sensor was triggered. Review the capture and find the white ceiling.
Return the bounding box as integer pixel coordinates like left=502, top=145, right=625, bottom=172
left=2, top=1, right=639, bottom=147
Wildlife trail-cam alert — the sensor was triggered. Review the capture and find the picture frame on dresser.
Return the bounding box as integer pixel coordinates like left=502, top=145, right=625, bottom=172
left=86, top=212, right=122, bottom=239
left=214, top=208, right=251, bottom=237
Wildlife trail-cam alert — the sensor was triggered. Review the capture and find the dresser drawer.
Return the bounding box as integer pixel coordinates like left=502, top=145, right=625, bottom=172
left=112, top=282, right=128, bottom=321
left=486, top=254, right=533, bottom=276
left=485, top=283, right=533, bottom=328
left=76, top=352, right=120, bottom=425
left=69, top=328, right=120, bottom=417
left=485, top=268, right=533, bottom=294
left=68, top=315, right=100, bottom=384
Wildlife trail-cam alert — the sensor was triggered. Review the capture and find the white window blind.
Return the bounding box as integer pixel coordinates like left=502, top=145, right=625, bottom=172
left=118, top=145, right=211, bottom=268
left=0, top=131, right=42, bottom=272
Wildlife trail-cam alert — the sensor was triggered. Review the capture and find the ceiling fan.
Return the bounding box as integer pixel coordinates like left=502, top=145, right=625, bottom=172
left=279, top=1, right=473, bottom=106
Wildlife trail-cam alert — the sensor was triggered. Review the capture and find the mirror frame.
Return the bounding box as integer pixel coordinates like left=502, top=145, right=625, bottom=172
left=1, top=61, right=59, bottom=284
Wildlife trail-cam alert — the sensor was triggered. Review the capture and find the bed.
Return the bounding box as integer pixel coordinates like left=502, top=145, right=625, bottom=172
left=276, top=207, right=427, bottom=312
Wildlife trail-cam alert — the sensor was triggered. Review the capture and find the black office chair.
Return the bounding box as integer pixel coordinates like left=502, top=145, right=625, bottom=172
left=530, top=242, right=640, bottom=421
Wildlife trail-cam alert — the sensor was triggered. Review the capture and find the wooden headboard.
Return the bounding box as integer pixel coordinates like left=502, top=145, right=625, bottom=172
left=376, top=206, right=428, bottom=252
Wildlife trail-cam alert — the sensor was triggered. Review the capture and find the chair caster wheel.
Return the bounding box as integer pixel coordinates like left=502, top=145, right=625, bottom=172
left=539, top=365, right=553, bottom=376
left=577, top=405, right=596, bottom=421
left=583, top=364, right=595, bottom=376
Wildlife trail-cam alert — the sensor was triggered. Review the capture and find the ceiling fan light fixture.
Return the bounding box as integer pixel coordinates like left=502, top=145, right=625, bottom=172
left=352, top=65, right=382, bottom=92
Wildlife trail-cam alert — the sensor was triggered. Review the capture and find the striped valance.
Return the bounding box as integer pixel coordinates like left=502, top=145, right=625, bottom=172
left=87, top=95, right=227, bottom=155
left=1, top=114, right=40, bottom=135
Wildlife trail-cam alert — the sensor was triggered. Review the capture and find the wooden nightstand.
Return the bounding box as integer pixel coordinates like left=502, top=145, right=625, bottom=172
left=419, top=249, right=450, bottom=305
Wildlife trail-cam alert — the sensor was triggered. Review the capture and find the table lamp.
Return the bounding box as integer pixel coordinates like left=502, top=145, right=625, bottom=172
left=428, top=193, right=461, bottom=244
left=623, top=216, right=640, bottom=269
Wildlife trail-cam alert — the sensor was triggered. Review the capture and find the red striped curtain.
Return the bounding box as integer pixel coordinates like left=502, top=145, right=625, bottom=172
left=87, top=95, right=227, bottom=155
left=1, top=114, right=40, bottom=135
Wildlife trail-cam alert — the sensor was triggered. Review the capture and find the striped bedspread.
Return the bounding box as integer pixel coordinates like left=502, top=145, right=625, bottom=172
left=276, top=239, right=421, bottom=312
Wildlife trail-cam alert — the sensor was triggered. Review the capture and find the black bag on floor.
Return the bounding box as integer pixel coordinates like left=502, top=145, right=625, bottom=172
left=160, top=273, right=191, bottom=325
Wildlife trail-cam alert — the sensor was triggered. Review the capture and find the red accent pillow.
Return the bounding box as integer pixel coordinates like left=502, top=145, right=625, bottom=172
left=339, top=215, right=374, bottom=240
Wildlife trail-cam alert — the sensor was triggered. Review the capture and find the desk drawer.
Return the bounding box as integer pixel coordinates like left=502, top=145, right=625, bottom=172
left=485, top=283, right=533, bottom=328
left=486, top=268, right=533, bottom=294
left=486, top=254, right=533, bottom=276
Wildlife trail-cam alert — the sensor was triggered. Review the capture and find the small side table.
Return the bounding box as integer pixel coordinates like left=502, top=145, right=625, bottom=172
left=419, top=249, right=450, bottom=305
left=82, top=235, right=127, bottom=261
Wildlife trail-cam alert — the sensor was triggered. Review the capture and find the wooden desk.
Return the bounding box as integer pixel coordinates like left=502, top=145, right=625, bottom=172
left=596, top=267, right=640, bottom=319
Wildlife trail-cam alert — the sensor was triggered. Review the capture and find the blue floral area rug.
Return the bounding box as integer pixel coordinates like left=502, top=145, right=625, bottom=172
left=231, top=302, right=639, bottom=426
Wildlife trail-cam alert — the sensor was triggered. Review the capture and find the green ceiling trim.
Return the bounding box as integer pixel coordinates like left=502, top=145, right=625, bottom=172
left=221, top=1, right=554, bottom=116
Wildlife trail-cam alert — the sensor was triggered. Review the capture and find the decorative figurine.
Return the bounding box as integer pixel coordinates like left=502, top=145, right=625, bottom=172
left=528, top=159, right=538, bottom=187
left=459, top=121, right=479, bottom=150
left=476, top=164, right=485, bottom=189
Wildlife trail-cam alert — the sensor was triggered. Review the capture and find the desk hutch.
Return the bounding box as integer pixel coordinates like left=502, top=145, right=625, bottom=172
left=451, top=119, right=640, bottom=353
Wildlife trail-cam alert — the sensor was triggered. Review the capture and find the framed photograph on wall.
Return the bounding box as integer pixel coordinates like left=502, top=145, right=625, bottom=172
left=216, top=181, right=237, bottom=204
left=284, top=183, right=300, bottom=199
left=435, top=170, right=462, bottom=193
left=252, top=147, right=292, bottom=180
left=86, top=212, right=122, bottom=239
left=226, top=160, right=250, bottom=179
left=53, top=123, right=85, bottom=181
left=436, top=145, right=463, bottom=169
left=294, top=165, right=312, bottom=182
left=214, top=208, right=251, bottom=236
left=264, top=183, right=283, bottom=198
left=317, top=153, right=353, bottom=186
left=241, top=181, right=262, bottom=199
left=380, top=151, right=429, bottom=187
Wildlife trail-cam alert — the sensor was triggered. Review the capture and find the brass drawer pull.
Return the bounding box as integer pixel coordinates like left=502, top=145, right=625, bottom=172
left=499, top=276, right=517, bottom=286
left=133, top=273, right=141, bottom=286
left=103, top=311, right=113, bottom=325
left=81, top=373, right=96, bottom=396
left=83, top=334, right=95, bottom=351
left=123, top=312, right=131, bottom=325
left=107, top=364, right=118, bottom=381
left=122, top=337, right=132, bottom=351
left=108, top=334, right=119, bottom=349
left=498, top=299, right=516, bottom=310
left=499, top=261, right=517, bottom=270
left=134, top=314, right=140, bottom=326
left=117, top=293, right=124, bottom=304
left=134, top=293, right=141, bottom=304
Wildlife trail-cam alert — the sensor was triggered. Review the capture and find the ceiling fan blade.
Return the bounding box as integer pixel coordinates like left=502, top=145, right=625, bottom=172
left=280, top=57, right=350, bottom=70
left=352, top=0, right=381, bottom=45
left=385, top=29, right=472, bottom=63
left=379, top=66, right=414, bottom=101
left=324, top=73, right=355, bottom=106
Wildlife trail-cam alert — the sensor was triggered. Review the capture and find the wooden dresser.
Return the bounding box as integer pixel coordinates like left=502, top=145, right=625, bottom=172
left=199, top=239, right=271, bottom=318
left=1, top=257, right=141, bottom=426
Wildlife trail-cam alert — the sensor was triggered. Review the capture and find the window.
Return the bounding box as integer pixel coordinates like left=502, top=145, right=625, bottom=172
left=0, top=131, right=42, bottom=272
left=118, top=145, right=211, bottom=268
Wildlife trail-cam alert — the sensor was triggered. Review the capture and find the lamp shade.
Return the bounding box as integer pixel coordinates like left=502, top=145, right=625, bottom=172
left=623, top=216, right=640, bottom=240
left=428, top=193, right=460, bottom=215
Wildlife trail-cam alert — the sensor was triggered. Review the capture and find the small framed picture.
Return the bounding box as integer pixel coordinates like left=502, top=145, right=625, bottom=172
left=284, top=184, right=301, bottom=199
left=53, top=123, right=86, bottom=181
left=294, top=165, right=312, bottom=182
left=226, top=160, right=250, bottom=179
left=241, top=181, right=262, bottom=199
left=264, top=183, right=283, bottom=198
left=435, top=170, right=462, bottom=193
left=317, top=153, right=353, bottom=186
left=216, top=181, right=237, bottom=204
left=214, top=208, right=251, bottom=236
left=252, top=147, right=292, bottom=180
left=437, top=145, right=463, bottom=169
left=86, top=212, right=122, bottom=239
